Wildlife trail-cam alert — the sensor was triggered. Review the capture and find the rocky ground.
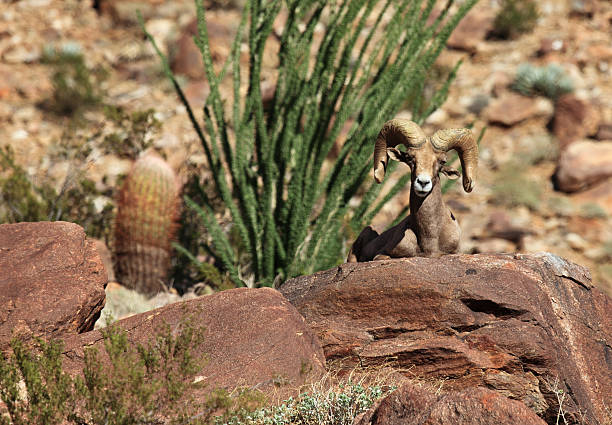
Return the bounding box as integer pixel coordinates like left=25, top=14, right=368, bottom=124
left=1, top=0, right=611, bottom=302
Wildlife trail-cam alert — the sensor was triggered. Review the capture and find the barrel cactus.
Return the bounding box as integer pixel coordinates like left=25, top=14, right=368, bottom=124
left=114, top=151, right=181, bottom=295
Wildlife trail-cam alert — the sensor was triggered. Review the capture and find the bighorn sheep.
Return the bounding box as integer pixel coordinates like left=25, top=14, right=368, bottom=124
left=347, top=119, right=478, bottom=261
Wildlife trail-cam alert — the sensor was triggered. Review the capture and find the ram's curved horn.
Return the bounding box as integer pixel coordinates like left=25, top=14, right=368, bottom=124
left=430, top=128, right=478, bottom=192
left=373, top=119, right=426, bottom=183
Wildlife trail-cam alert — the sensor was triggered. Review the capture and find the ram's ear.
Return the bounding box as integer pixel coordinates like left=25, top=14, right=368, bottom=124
left=386, top=147, right=403, bottom=162
left=441, top=166, right=460, bottom=179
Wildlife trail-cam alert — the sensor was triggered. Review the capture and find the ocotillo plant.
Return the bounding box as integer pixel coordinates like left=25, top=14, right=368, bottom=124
left=114, top=151, right=181, bottom=295
left=142, top=0, right=478, bottom=287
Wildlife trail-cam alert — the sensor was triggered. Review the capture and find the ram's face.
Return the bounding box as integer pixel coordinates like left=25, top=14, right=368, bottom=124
left=387, top=142, right=459, bottom=198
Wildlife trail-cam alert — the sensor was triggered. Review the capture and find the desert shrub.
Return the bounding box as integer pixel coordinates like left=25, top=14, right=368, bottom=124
left=0, top=101, right=168, bottom=240
left=490, top=160, right=542, bottom=211
left=490, top=0, right=539, bottom=40
left=144, top=0, right=478, bottom=286
left=0, top=321, right=209, bottom=425
left=0, top=325, right=393, bottom=425
left=219, top=380, right=394, bottom=425
left=0, top=145, right=113, bottom=240
left=0, top=338, right=75, bottom=425
left=520, top=134, right=559, bottom=165
left=511, top=63, right=574, bottom=101
left=40, top=44, right=106, bottom=117
left=578, top=203, right=608, bottom=219
left=102, top=106, right=161, bottom=159
left=546, top=196, right=574, bottom=217
left=0, top=146, right=53, bottom=223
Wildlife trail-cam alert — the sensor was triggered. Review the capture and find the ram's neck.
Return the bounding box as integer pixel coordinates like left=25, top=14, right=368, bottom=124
left=409, top=182, right=443, bottom=237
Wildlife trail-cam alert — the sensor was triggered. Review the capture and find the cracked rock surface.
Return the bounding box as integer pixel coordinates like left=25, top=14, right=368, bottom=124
left=280, top=253, right=612, bottom=425
left=0, top=221, right=107, bottom=351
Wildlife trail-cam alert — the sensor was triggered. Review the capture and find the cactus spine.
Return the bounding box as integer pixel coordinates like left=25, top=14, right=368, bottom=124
left=114, top=151, right=181, bottom=295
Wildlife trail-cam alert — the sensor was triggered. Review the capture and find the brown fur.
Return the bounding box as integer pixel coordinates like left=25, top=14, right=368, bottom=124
left=348, top=120, right=477, bottom=262
left=348, top=143, right=462, bottom=261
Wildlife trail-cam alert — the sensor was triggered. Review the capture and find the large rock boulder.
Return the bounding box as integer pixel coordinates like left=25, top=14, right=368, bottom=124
left=553, top=140, right=612, bottom=193
left=280, top=254, right=612, bottom=425
left=355, top=382, right=547, bottom=425
left=63, top=287, right=326, bottom=402
left=0, top=222, right=107, bottom=350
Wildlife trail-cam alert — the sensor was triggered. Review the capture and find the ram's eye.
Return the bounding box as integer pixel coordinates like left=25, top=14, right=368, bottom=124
left=438, top=158, right=447, bottom=165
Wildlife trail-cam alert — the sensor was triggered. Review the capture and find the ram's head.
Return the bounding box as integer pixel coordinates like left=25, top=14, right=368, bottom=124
left=373, top=119, right=478, bottom=197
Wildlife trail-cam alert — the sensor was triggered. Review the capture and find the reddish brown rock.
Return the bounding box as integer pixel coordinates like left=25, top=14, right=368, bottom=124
left=537, top=38, right=566, bottom=58
left=595, top=123, right=612, bottom=141
left=484, top=92, right=551, bottom=126
left=95, top=0, right=194, bottom=24
left=96, top=0, right=165, bottom=24
left=446, top=9, right=495, bottom=53
left=63, top=287, right=325, bottom=402
left=483, top=210, right=533, bottom=246
left=587, top=44, right=612, bottom=63
left=553, top=94, right=601, bottom=149
left=183, top=80, right=211, bottom=109
left=170, top=16, right=234, bottom=80
left=553, top=140, right=612, bottom=193
left=569, top=0, right=601, bottom=18
left=280, top=254, right=612, bottom=425
left=355, top=382, right=547, bottom=425
left=0, top=222, right=107, bottom=350
left=93, top=239, right=115, bottom=283
left=572, top=179, right=612, bottom=216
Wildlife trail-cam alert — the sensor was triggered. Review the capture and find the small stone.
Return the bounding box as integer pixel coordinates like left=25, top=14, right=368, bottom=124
left=565, top=233, right=589, bottom=251
left=489, top=71, right=514, bottom=97
left=425, top=108, right=449, bottom=126
left=537, top=38, right=566, bottom=57
left=446, top=8, right=495, bottom=53
left=570, top=0, right=600, bottom=18
left=2, top=45, right=41, bottom=63
left=145, top=18, right=178, bottom=55
left=554, top=140, right=612, bottom=193
left=584, top=247, right=608, bottom=261
left=485, top=93, right=546, bottom=127
left=13, top=106, right=37, bottom=122
left=595, top=124, right=612, bottom=141
left=572, top=179, right=612, bottom=216
left=473, top=238, right=516, bottom=254
left=11, top=129, right=28, bottom=140
left=587, top=44, right=612, bottom=62
left=467, top=94, right=490, bottom=115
